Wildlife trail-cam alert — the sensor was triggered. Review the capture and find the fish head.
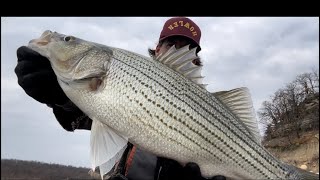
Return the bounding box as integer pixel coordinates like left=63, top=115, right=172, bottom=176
left=28, top=30, right=112, bottom=85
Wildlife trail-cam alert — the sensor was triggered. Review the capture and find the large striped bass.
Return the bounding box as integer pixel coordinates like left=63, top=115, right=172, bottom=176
left=27, top=30, right=319, bottom=180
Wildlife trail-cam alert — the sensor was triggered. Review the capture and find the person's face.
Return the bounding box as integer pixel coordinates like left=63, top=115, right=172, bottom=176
left=155, top=38, right=190, bottom=57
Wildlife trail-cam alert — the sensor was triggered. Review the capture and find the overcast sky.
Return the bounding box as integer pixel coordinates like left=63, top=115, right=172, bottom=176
left=1, top=17, right=319, bottom=168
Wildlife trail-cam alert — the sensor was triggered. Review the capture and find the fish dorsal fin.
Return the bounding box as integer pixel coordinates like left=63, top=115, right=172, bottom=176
left=212, top=87, right=261, bottom=143
left=155, top=45, right=205, bottom=88
left=90, top=120, right=128, bottom=179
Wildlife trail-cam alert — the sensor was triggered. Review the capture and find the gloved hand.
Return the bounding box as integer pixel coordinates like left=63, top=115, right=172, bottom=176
left=14, top=46, right=92, bottom=131
left=156, top=157, right=226, bottom=180
left=15, top=46, right=69, bottom=106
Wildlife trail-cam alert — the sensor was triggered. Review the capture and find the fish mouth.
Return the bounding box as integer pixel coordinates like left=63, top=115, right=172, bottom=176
left=29, top=30, right=53, bottom=46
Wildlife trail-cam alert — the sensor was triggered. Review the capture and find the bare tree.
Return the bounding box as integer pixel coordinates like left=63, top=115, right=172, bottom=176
left=295, top=72, right=318, bottom=96
left=312, top=67, right=319, bottom=93
left=285, top=82, right=303, bottom=138
left=258, top=68, right=319, bottom=140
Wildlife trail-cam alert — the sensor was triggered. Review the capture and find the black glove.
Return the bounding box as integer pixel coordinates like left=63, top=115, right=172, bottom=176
left=155, top=157, right=226, bottom=180
left=15, top=46, right=69, bottom=106
left=14, top=46, right=92, bottom=131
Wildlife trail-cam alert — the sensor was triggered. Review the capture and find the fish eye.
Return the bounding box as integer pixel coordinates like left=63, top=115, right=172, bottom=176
left=64, top=36, right=74, bottom=42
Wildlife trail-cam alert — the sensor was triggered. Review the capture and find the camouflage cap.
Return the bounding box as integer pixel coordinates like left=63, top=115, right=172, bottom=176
left=159, top=17, right=201, bottom=51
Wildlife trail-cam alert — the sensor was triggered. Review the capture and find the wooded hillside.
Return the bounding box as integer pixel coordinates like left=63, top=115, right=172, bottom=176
left=258, top=69, right=319, bottom=141
left=258, top=69, right=319, bottom=173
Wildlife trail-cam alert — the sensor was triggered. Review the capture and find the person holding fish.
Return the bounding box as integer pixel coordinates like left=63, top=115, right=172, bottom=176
left=14, top=17, right=226, bottom=180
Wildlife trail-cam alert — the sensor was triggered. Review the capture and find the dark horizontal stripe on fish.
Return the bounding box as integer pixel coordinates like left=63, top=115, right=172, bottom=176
left=122, top=87, right=259, bottom=178
left=116, top=51, right=286, bottom=175
left=113, top=53, right=279, bottom=178
left=119, top=51, right=261, bottom=145
left=115, top=53, right=284, bottom=176
left=182, top=90, right=287, bottom=173
left=119, top=90, right=223, bottom=163
left=113, top=56, right=276, bottom=179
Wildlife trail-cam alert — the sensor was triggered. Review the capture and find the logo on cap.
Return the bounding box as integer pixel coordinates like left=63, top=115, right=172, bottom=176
left=159, top=17, right=201, bottom=49
left=167, top=21, right=198, bottom=37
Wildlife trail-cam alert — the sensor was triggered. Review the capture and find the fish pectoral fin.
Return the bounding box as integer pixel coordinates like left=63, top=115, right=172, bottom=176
left=62, top=78, right=91, bottom=90
left=212, top=87, right=262, bottom=144
left=64, top=77, right=105, bottom=92
left=90, top=120, right=128, bottom=179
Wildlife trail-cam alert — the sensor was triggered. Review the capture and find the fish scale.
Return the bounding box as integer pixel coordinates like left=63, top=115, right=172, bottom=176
left=119, top=52, right=286, bottom=178
left=116, top=49, right=257, bottom=145
left=27, top=30, right=319, bottom=180
left=104, top=49, right=284, bottom=179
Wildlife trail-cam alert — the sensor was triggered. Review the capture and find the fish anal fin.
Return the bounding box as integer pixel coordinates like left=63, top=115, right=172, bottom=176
left=90, top=120, right=128, bottom=179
